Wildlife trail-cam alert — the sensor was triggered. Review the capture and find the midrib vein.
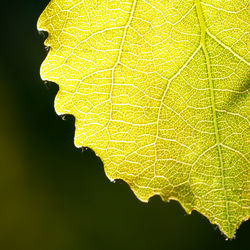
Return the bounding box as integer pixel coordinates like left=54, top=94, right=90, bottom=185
left=195, top=0, right=230, bottom=230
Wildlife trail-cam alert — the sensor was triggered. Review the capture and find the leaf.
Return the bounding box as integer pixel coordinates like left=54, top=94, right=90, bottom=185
left=38, top=0, right=250, bottom=238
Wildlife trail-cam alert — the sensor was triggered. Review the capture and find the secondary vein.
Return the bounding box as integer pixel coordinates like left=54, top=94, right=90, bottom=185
left=107, top=0, right=137, bottom=146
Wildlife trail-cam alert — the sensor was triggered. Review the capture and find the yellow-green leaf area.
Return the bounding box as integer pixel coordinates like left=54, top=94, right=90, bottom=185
left=38, top=0, right=250, bottom=238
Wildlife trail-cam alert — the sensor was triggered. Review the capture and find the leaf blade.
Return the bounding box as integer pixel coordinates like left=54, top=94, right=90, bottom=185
left=38, top=0, right=250, bottom=238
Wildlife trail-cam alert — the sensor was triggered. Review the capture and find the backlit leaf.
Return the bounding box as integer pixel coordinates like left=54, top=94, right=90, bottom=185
left=38, top=0, right=250, bottom=238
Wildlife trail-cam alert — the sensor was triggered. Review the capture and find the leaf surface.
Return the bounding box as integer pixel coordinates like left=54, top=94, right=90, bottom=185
left=38, top=0, right=250, bottom=238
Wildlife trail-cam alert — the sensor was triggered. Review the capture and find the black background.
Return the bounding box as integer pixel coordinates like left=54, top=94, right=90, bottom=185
left=0, top=1, right=249, bottom=249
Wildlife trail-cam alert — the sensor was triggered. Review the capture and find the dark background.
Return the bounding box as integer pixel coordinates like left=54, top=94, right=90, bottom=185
left=0, top=1, right=249, bottom=250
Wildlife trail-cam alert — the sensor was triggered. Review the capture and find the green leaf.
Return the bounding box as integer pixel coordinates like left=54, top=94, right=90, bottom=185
left=38, top=0, right=250, bottom=238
